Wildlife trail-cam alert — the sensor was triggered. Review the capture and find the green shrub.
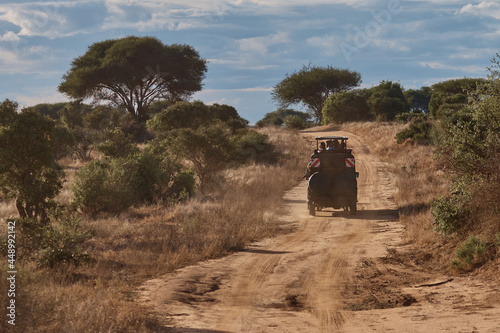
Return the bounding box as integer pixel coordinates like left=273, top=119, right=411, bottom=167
left=129, top=153, right=166, bottom=203
left=431, top=195, right=465, bottom=235
left=0, top=104, right=64, bottom=222
left=395, top=117, right=433, bottom=144
left=231, top=130, right=275, bottom=164
left=495, top=233, right=500, bottom=249
left=16, top=214, right=92, bottom=268
left=256, top=108, right=310, bottom=127
left=72, top=158, right=140, bottom=215
left=97, top=128, right=139, bottom=158
left=451, top=236, right=488, bottom=271
left=395, top=111, right=425, bottom=124
left=72, top=161, right=116, bottom=215
left=283, top=115, right=308, bottom=129
left=256, top=114, right=283, bottom=127
left=147, top=101, right=248, bottom=134
left=168, top=170, right=196, bottom=202
left=322, top=90, right=371, bottom=124
left=72, top=150, right=195, bottom=215
left=367, top=81, right=409, bottom=121
left=430, top=182, right=470, bottom=235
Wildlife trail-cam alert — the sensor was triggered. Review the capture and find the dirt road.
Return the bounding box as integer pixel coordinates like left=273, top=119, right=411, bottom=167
left=139, top=130, right=500, bottom=332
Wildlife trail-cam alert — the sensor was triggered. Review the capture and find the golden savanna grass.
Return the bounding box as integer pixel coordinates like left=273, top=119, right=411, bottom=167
left=0, top=126, right=312, bottom=332
left=3, top=120, right=483, bottom=332
left=340, top=122, right=456, bottom=270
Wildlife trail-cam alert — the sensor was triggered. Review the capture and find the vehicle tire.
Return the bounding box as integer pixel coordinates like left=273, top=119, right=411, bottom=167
left=349, top=200, right=357, bottom=215
left=308, top=201, right=316, bottom=216
left=308, top=172, right=331, bottom=195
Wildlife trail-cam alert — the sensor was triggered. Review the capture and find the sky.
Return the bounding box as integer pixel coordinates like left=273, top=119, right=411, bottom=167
left=0, top=0, right=499, bottom=124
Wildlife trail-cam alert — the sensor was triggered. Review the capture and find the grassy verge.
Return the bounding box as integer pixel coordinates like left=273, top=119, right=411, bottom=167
left=339, top=122, right=453, bottom=270
left=0, top=127, right=311, bottom=332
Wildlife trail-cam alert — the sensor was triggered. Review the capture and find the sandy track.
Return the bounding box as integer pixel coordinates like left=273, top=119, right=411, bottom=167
left=139, top=130, right=500, bottom=332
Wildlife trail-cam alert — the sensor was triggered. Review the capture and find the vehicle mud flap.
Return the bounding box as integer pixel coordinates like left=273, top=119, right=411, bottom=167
left=308, top=172, right=331, bottom=196
left=349, top=197, right=357, bottom=215
left=308, top=201, right=316, bottom=216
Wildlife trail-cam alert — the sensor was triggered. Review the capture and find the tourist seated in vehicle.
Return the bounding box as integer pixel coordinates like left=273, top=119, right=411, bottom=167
left=326, top=140, right=340, bottom=151
left=314, top=142, right=326, bottom=154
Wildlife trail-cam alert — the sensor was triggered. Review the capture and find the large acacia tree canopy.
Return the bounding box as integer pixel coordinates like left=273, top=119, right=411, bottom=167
left=272, top=65, right=361, bottom=123
left=58, top=36, right=207, bottom=123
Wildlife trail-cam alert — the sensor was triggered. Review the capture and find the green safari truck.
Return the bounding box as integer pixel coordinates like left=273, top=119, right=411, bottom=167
left=306, top=136, right=358, bottom=216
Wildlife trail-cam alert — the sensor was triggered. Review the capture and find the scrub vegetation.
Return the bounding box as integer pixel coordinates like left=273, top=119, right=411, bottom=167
left=0, top=36, right=499, bottom=331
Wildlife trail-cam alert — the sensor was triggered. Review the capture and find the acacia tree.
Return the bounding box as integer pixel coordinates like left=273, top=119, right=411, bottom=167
left=58, top=36, right=207, bottom=123
left=272, top=65, right=361, bottom=123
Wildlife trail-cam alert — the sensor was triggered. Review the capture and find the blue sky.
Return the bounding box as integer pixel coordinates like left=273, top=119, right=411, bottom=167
left=0, top=0, right=499, bottom=123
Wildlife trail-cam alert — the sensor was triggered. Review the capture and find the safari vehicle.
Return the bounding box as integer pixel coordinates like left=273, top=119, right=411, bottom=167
left=306, top=136, right=358, bottom=216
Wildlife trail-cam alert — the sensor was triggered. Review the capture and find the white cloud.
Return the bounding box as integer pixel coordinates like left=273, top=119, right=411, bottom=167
left=0, top=1, right=110, bottom=38
left=207, top=58, right=277, bottom=71
left=101, top=0, right=233, bottom=31
left=459, top=2, right=500, bottom=20
left=0, top=31, right=19, bottom=42
left=16, top=88, right=68, bottom=108
left=248, top=65, right=278, bottom=70
left=307, top=35, right=342, bottom=56
left=237, top=31, right=290, bottom=55
left=372, top=38, right=410, bottom=52
left=450, top=47, right=497, bottom=60
left=0, top=43, right=62, bottom=76
left=208, top=58, right=242, bottom=66
left=0, top=4, right=70, bottom=38
left=203, top=87, right=273, bottom=93
left=0, top=0, right=396, bottom=38
left=419, top=61, right=449, bottom=69
left=0, top=47, right=33, bottom=72
left=102, top=0, right=374, bottom=11
left=419, top=61, right=485, bottom=74
left=100, top=0, right=382, bottom=32
left=243, top=0, right=380, bottom=9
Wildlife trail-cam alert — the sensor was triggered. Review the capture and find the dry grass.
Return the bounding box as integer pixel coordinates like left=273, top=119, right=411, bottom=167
left=0, top=199, right=17, bottom=221
left=340, top=122, right=452, bottom=269
left=0, top=127, right=311, bottom=332
left=341, top=121, right=500, bottom=277
left=7, top=120, right=488, bottom=331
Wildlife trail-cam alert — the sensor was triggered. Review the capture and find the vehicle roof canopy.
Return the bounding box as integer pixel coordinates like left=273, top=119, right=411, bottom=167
left=315, top=136, right=348, bottom=141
